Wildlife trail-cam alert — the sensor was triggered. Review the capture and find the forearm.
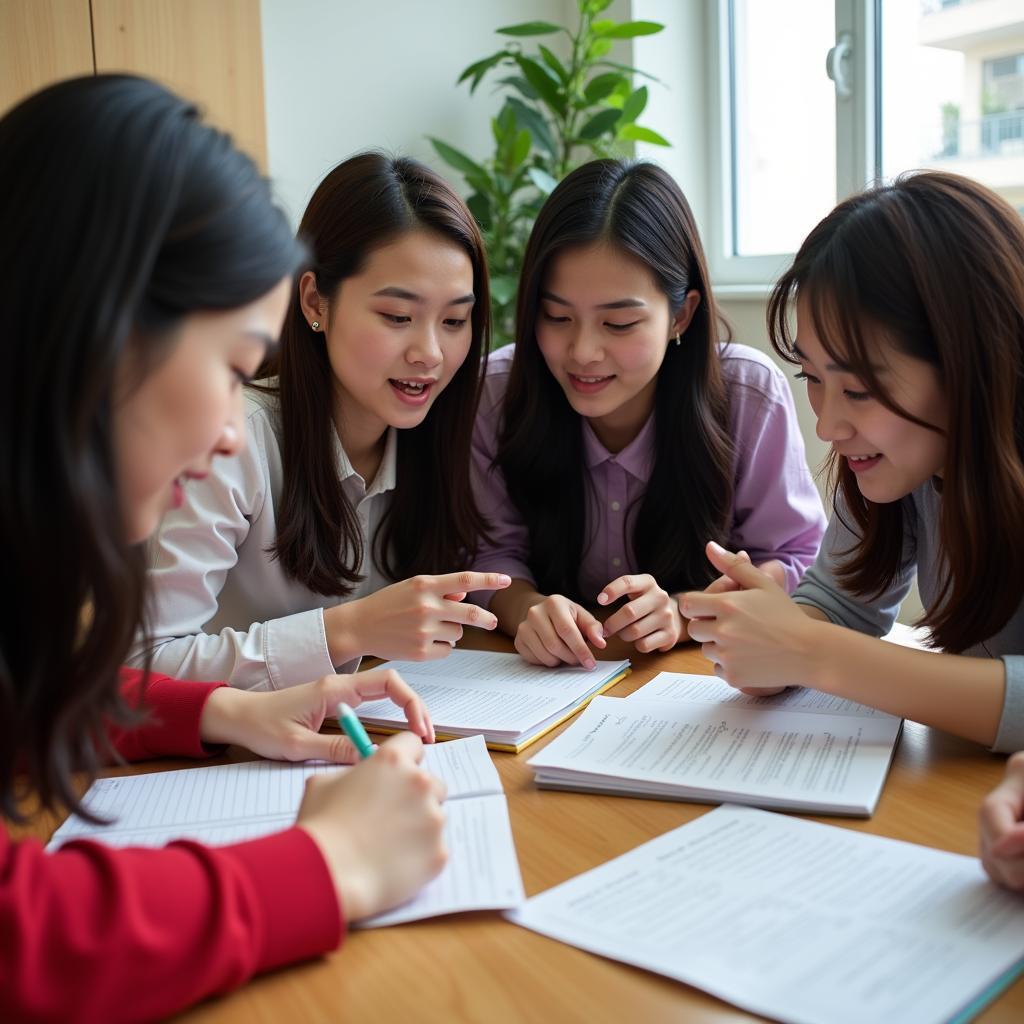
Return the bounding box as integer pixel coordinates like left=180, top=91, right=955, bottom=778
left=808, top=621, right=1005, bottom=746
left=323, top=601, right=364, bottom=665
left=490, top=579, right=548, bottom=638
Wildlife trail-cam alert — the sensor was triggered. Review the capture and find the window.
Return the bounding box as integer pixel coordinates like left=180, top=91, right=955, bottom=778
left=709, top=0, right=1024, bottom=288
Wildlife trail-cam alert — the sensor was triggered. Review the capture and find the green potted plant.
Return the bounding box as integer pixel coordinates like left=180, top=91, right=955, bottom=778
left=430, top=0, right=669, bottom=346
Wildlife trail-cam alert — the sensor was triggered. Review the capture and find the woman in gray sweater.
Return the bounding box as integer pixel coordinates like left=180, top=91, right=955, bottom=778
left=682, top=170, right=1024, bottom=755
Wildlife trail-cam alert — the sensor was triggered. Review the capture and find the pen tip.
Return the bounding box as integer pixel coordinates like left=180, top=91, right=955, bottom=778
left=338, top=701, right=353, bottom=717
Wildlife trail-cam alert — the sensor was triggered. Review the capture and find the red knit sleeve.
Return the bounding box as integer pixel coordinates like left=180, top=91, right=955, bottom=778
left=107, top=668, right=225, bottom=761
left=0, top=824, right=345, bottom=1023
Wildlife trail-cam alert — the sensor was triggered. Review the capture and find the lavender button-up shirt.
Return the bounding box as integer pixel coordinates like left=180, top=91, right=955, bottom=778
left=470, top=342, right=825, bottom=605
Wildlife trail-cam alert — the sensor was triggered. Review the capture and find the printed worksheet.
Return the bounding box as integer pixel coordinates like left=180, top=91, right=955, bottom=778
left=628, top=672, right=895, bottom=718
left=510, top=805, right=1024, bottom=1024
left=48, top=735, right=524, bottom=927
left=528, top=693, right=901, bottom=815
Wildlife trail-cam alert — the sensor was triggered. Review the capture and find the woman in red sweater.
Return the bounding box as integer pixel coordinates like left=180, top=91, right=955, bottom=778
left=0, top=75, right=449, bottom=1023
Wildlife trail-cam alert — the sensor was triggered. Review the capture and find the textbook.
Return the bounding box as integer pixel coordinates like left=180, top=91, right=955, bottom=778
left=48, top=735, right=525, bottom=927
left=527, top=672, right=902, bottom=816
left=509, top=805, right=1024, bottom=1024
left=351, top=650, right=630, bottom=753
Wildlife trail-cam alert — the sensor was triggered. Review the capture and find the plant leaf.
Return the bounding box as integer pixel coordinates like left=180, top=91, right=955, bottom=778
left=496, top=21, right=562, bottom=36
left=586, top=38, right=613, bottom=60
left=467, top=192, right=492, bottom=230
left=457, top=53, right=503, bottom=93
left=527, top=167, right=559, bottom=194
left=598, top=20, right=664, bottom=39
left=506, top=97, right=558, bottom=158
left=510, top=128, right=532, bottom=170
left=497, top=74, right=539, bottom=101
left=595, top=60, right=663, bottom=84
left=428, top=138, right=489, bottom=180
left=490, top=274, right=518, bottom=305
left=618, top=123, right=671, bottom=146
left=578, top=108, right=621, bottom=140
left=580, top=0, right=615, bottom=13
left=515, top=56, right=566, bottom=115
left=583, top=72, right=625, bottom=104
left=619, top=85, right=648, bottom=125
left=538, top=45, right=569, bottom=83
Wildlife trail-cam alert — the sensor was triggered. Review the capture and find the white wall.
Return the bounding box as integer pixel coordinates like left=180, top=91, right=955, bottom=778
left=261, top=0, right=577, bottom=225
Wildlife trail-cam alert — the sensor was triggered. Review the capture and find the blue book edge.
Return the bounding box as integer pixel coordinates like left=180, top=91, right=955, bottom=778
left=947, top=957, right=1024, bottom=1024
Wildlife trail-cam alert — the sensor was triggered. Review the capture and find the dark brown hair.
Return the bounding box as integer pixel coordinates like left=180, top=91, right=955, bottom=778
left=497, top=159, right=734, bottom=600
left=262, top=153, right=490, bottom=595
left=768, top=170, right=1024, bottom=652
left=0, top=76, right=305, bottom=819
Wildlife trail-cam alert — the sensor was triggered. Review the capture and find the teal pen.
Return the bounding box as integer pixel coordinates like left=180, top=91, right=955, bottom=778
left=337, top=702, right=375, bottom=759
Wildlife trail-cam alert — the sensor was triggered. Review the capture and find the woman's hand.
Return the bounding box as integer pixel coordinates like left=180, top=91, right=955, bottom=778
left=325, top=572, right=511, bottom=663
left=680, top=541, right=822, bottom=692
left=515, top=594, right=606, bottom=669
left=598, top=574, right=686, bottom=654
left=980, top=752, right=1024, bottom=891
left=297, top=732, right=448, bottom=921
left=704, top=551, right=788, bottom=594
left=199, top=667, right=434, bottom=762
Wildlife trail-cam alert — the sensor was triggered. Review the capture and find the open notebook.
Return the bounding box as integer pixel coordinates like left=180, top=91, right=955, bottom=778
left=48, top=735, right=524, bottom=927
left=352, top=649, right=630, bottom=753
left=510, top=805, right=1024, bottom=1024
left=528, top=672, right=902, bottom=816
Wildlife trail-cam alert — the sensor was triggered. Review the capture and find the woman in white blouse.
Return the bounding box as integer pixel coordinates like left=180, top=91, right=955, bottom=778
left=131, top=153, right=510, bottom=690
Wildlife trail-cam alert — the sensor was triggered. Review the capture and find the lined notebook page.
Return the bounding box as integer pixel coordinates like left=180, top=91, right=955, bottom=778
left=46, top=736, right=523, bottom=927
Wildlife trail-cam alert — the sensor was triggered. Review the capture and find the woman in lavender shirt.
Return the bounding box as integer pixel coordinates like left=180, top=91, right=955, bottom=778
left=471, top=159, right=825, bottom=668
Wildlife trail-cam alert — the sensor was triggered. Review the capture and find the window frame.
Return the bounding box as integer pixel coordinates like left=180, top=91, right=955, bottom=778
left=706, top=0, right=880, bottom=290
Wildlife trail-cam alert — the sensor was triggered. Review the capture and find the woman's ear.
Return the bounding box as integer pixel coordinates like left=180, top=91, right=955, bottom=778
left=671, top=289, right=702, bottom=339
left=298, top=271, right=326, bottom=330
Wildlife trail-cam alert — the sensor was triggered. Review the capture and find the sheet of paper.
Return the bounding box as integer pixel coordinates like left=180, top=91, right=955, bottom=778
left=882, top=621, right=938, bottom=651
left=49, top=734, right=500, bottom=848
left=628, top=672, right=897, bottom=719
left=510, top=805, right=1024, bottom=1024
left=47, top=736, right=523, bottom=927
left=362, top=794, right=523, bottom=927
left=357, top=652, right=628, bottom=734
left=529, top=695, right=900, bottom=813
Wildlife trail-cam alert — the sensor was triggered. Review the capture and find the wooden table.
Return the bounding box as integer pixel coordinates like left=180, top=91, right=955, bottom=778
left=23, top=636, right=1024, bottom=1022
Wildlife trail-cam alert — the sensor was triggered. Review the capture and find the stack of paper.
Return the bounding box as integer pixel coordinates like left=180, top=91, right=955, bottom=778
left=354, top=650, right=630, bottom=752
left=527, top=672, right=902, bottom=816
left=49, top=735, right=524, bottom=927
left=510, top=805, right=1024, bottom=1024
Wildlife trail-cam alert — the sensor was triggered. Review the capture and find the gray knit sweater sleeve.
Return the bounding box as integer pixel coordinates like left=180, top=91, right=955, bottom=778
left=994, top=660, right=1024, bottom=753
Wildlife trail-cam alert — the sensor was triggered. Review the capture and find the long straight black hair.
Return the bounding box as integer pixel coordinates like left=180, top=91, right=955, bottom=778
left=497, top=159, right=734, bottom=601
left=0, top=75, right=305, bottom=819
left=264, top=153, right=491, bottom=595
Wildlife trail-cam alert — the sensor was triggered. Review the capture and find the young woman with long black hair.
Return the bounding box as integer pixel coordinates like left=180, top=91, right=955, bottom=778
left=0, top=76, right=446, bottom=1022
left=471, top=159, right=825, bottom=668
left=134, top=153, right=510, bottom=690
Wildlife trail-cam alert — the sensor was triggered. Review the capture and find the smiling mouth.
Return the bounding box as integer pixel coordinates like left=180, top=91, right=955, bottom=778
left=389, top=378, right=432, bottom=395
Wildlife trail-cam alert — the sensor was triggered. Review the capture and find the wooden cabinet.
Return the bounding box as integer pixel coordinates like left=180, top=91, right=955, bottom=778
left=0, top=0, right=266, bottom=167
left=0, top=1, right=94, bottom=115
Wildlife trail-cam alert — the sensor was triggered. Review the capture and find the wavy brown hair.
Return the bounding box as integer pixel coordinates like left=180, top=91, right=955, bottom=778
left=497, top=159, right=734, bottom=601
left=0, top=76, right=305, bottom=820
left=768, top=170, right=1024, bottom=652
left=261, top=153, right=490, bottom=595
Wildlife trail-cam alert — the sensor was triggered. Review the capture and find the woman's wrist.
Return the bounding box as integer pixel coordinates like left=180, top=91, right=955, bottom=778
left=324, top=601, right=360, bottom=664
left=198, top=685, right=251, bottom=747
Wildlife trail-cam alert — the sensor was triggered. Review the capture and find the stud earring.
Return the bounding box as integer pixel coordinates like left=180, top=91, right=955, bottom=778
left=311, top=321, right=320, bottom=331
left=673, top=333, right=681, bottom=346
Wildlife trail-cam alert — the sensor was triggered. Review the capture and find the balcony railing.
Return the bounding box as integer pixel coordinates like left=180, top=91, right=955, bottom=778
left=937, top=110, right=1024, bottom=159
